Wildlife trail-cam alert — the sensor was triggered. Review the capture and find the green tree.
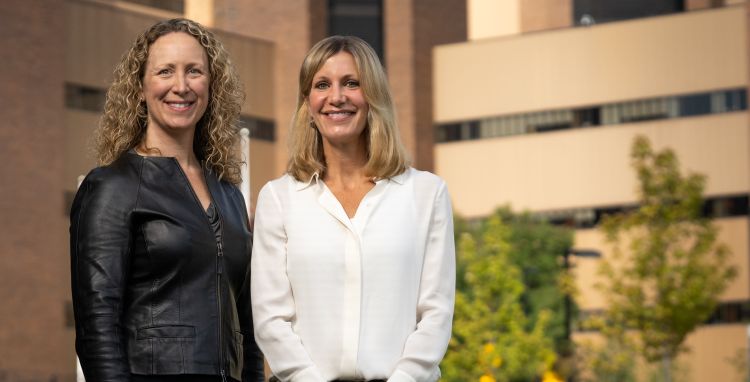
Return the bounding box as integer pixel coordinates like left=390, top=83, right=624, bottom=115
left=503, top=211, right=573, bottom=352
left=577, top=313, right=637, bottom=382
left=458, top=209, right=574, bottom=352
left=442, top=214, right=556, bottom=382
left=598, top=135, right=736, bottom=381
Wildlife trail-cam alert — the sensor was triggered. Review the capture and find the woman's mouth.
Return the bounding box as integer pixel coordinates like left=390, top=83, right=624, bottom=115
left=323, top=110, right=355, bottom=121
left=166, top=101, right=194, bottom=111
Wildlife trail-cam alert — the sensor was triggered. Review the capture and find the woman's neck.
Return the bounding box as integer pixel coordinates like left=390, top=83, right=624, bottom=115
left=139, top=126, right=200, bottom=169
left=322, top=139, right=370, bottom=188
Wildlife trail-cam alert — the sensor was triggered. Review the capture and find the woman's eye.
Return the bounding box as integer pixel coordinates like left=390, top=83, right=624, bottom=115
left=157, top=68, right=171, bottom=76
left=314, top=81, right=330, bottom=90
left=188, top=68, right=202, bottom=75
left=345, top=80, right=360, bottom=88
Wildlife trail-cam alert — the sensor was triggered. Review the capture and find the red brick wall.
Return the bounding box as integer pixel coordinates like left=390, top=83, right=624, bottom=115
left=521, top=0, right=573, bottom=33
left=0, top=0, right=75, bottom=380
left=214, top=0, right=314, bottom=178
left=386, top=0, right=466, bottom=172
left=413, top=0, right=467, bottom=171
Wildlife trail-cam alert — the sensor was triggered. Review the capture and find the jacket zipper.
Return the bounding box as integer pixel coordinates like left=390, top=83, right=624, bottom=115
left=171, top=160, right=228, bottom=381
left=217, top=239, right=227, bottom=382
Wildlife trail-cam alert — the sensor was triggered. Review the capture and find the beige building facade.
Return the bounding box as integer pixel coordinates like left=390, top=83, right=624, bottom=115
left=435, top=1, right=749, bottom=380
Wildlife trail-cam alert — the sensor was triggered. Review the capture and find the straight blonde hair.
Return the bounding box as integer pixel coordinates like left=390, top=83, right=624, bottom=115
left=287, top=35, right=409, bottom=182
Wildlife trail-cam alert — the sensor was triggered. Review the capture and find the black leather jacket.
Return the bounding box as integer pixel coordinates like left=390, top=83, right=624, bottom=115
left=70, top=151, right=264, bottom=382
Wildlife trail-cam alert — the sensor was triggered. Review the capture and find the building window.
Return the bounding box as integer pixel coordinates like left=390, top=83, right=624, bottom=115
left=436, top=88, right=748, bottom=143
left=581, top=299, right=750, bottom=331
left=703, top=195, right=749, bottom=218
left=435, top=122, right=479, bottom=142
left=574, top=107, right=600, bottom=127
left=714, top=89, right=747, bottom=113
left=65, top=83, right=106, bottom=113
left=528, top=194, right=748, bottom=230
left=728, top=89, right=747, bottom=111
left=328, top=0, right=384, bottom=61
left=679, top=93, right=711, bottom=117
left=436, top=123, right=461, bottom=142
left=706, top=301, right=750, bottom=324
left=574, top=0, right=684, bottom=26
left=124, top=0, right=184, bottom=13
left=603, top=98, right=676, bottom=125
left=240, top=115, right=275, bottom=142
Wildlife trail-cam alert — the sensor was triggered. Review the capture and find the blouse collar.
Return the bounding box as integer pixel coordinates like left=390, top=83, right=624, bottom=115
left=294, top=169, right=408, bottom=191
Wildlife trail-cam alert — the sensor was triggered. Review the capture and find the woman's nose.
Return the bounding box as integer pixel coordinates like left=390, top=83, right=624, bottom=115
left=172, top=73, right=190, bottom=94
left=329, top=85, right=346, bottom=105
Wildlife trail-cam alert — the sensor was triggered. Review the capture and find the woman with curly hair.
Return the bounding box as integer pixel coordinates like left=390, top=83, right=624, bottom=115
left=70, top=18, right=264, bottom=382
left=251, top=36, right=455, bottom=382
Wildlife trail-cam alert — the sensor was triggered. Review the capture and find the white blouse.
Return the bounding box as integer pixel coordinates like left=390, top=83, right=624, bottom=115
left=251, top=168, right=455, bottom=382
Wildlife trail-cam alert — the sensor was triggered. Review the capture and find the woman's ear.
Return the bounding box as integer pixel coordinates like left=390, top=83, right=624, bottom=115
left=305, top=99, right=316, bottom=128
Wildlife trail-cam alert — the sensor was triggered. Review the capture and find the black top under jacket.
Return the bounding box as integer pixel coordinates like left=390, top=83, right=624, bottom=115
left=70, top=150, right=264, bottom=382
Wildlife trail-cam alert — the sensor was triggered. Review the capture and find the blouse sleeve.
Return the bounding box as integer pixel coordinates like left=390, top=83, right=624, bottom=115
left=70, top=170, right=134, bottom=382
left=251, top=182, right=326, bottom=382
left=389, top=181, right=456, bottom=382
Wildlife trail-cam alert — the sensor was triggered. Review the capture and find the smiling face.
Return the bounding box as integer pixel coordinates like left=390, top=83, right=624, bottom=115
left=142, top=32, right=209, bottom=137
left=307, top=51, right=369, bottom=148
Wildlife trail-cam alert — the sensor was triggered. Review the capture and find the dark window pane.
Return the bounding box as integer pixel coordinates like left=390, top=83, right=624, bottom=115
left=703, top=195, right=749, bottom=218
left=125, top=0, right=184, bottom=13
left=706, top=301, right=748, bottom=324
left=437, top=123, right=462, bottom=142
left=65, top=83, right=106, bottom=112
left=535, top=123, right=572, bottom=133
left=465, top=121, right=480, bottom=140
left=574, top=0, right=684, bottom=26
left=726, top=89, right=747, bottom=111
left=680, top=93, right=711, bottom=117
left=240, top=115, right=275, bottom=142
left=739, top=90, right=748, bottom=110
left=328, top=0, right=384, bottom=61
left=574, top=107, right=600, bottom=127
left=620, top=113, right=668, bottom=123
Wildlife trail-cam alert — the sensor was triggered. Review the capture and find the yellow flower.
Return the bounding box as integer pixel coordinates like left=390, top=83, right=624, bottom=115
left=483, top=343, right=495, bottom=354
left=479, top=375, right=496, bottom=382
left=491, top=356, right=502, bottom=368
left=542, top=370, right=564, bottom=382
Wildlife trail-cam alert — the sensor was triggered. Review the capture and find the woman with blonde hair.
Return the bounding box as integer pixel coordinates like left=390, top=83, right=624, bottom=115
left=251, top=35, right=456, bottom=382
left=70, top=18, right=264, bottom=382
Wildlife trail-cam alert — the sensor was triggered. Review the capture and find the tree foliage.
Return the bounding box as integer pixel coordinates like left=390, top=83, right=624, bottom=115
left=576, top=314, right=637, bottom=382
left=442, top=214, right=557, bottom=382
left=596, top=135, right=736, bottom=380
left=502, top=211, right=573, bottom=351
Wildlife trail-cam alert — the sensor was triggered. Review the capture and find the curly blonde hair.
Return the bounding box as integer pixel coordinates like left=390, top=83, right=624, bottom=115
left=288, top=35, right=409, bottom=182
left=96, top=18, right=244, bottom=184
